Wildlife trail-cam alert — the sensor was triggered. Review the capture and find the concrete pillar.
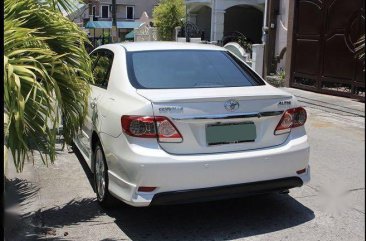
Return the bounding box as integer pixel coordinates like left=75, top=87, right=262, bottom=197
left=252, top=44, right=265, bottom=77
left=284, top=0, right=295, bottom=87
left=175, top=26, right=181, bottom=41
left=211, top=9, right=225, bottom=41
left=262, top=0, right=268, bottom=43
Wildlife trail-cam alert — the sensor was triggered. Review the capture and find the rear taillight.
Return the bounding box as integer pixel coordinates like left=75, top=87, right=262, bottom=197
left=274, top=107, right=307, bottom=135
left=121, top=116, right=156, bottom=138
left=155, top=117, right=183, bottom=142
left=121, top=115, right=183, bottom=143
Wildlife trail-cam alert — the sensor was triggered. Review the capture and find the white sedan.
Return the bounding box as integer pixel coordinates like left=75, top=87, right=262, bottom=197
left=74, top=42, right=310, bottom=207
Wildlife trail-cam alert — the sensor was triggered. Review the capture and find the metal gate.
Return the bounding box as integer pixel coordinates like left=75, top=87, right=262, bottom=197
left=290, top=0, right=365, bottom=101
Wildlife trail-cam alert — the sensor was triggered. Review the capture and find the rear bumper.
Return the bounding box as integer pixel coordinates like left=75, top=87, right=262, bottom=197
left=151, top=177, right=303, bottom=205
left=101, top=127, right=310, bottom=207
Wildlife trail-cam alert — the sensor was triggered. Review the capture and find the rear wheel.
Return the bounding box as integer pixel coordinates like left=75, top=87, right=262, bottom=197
left=93, top=143, right=117, bottom=208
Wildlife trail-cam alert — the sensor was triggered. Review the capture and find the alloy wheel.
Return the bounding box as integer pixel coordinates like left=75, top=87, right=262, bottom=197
left=95, top=148, right=106, bottom=201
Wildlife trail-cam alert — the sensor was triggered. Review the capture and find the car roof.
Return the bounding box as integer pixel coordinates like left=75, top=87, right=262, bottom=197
left=99, top=41, right=226, bottom=52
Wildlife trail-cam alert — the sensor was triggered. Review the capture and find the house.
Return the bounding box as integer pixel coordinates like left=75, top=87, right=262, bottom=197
left=68, top=0, right=159, bottom=42
left=85, top=0, right=158, bottom=23
left=186, top=0, right=365, bottom=101
left=186, top=0, right=265, bottom=44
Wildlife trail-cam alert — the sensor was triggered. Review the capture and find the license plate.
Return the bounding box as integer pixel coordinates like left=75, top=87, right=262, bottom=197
left=206, top=122, right=256, bottom=146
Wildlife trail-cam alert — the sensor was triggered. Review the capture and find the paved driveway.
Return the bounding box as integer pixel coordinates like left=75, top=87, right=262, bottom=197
left=5, top=90, right=365, bottom=241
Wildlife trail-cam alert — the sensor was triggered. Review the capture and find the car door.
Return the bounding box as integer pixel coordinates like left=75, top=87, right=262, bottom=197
left=79, top=49, right=114, bottom=162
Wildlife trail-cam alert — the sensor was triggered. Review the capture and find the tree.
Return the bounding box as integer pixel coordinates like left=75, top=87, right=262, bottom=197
left=4, top=0, right=93, bottom=172
left=153, top=0, right=185, bottom=41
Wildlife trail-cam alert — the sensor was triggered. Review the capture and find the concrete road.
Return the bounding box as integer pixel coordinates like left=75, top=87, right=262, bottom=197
left=5, top=89, right=365, bottom=241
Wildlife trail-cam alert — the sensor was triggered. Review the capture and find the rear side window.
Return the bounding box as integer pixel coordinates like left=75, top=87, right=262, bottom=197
left=91, top=50, right=114, bottom=89
left=127, top=50, right=264, bottom=89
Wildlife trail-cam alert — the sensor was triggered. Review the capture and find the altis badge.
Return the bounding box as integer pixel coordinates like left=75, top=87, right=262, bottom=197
left=159, top=106, right=184, bottom=113
left=278, top=100, right=292, bottom=106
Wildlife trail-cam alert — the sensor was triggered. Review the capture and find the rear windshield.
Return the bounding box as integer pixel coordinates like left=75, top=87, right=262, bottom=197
left=127, top=50, right=265, bottom=89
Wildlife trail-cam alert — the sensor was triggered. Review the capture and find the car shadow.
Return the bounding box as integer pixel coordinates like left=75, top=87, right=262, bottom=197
left=104, top=193, right=315, bottom=241
left=73, top=146, right=315, bottom=241
left=72, top=144, right=95, bottom=192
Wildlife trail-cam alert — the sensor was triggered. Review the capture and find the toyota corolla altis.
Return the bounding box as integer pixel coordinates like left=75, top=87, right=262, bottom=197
left=74, top=42, right=310, bottom=207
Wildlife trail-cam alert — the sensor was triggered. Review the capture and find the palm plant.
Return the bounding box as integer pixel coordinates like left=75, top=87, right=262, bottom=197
left=4, top=0, right=93, bottom=172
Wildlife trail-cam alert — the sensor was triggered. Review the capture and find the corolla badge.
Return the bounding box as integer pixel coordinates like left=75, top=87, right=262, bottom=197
left=159, top=106, right=183, bottom=113
left=224, top=99, right=240, bottom=112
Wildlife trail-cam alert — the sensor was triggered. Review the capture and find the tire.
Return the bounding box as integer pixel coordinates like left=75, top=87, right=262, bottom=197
left=93, top=143, right=118, bottom=208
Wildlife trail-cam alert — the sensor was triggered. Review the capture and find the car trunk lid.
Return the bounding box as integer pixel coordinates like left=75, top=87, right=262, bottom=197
left=137, top=86, right=295, bottom=154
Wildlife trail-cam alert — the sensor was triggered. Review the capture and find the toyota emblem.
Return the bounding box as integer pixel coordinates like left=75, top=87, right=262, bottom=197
left=224, top=99, right=240, bottom=112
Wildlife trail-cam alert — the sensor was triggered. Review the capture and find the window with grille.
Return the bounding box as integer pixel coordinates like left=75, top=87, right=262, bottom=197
left=126, top=6, right=134, bottom=19
left=101, top=5, right=109, bottom=18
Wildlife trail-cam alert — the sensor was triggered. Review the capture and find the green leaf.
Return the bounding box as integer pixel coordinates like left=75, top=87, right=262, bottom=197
left=4, top=0, right=92, bottom=172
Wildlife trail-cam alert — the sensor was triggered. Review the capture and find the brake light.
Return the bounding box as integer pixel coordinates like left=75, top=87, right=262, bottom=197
left=274, top=107, right=307, bottom=135
left=121, top=115, right=183, bottom=143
